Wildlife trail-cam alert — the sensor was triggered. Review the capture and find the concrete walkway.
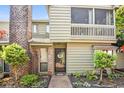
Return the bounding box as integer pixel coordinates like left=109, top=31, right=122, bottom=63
left=48, top=75, right=72, bottom=88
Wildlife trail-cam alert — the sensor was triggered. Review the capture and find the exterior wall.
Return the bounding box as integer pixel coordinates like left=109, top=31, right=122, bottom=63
left=32, top=21, right=48, bottom=34
left=66, top=43, right=94, bottom=73
left=49, top=5, right=116, bottom=43
left=30, top=46, right=54, bottom=74
left=27, top=6, right=32, bottom=40
left=0, top=22, right=9, bottom=30
left=30, top=47, right=39, bottom=73
left=116, top=53, right=124, bottom=68
left=49, top=6, right=71, bottom=41
left=48, top=47, right=54, bottom=75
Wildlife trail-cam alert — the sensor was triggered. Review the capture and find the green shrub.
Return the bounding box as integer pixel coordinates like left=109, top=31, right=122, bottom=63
left=20, top=74, right=39, bottom=87
left=94, top=51, right=116, bottom=82
left=108, top=72, right=124, bottom=80
left=86, top=71, right=98, bottom=81
left=72, top=72, right=82, bottom=78
left=0, top=43, right=29, bottom=80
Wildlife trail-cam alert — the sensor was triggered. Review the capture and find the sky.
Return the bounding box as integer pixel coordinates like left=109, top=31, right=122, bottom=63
left=0, top=5, right=48, bottom=20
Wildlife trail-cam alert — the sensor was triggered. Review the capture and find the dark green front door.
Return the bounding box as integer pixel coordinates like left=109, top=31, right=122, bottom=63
left=55, top=48, right=66, bottom=74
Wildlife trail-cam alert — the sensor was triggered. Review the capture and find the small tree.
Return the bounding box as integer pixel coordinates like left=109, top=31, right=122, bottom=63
left=116, top=5, right=124, bottom=39
left=94, top=51, right=116, bottom=83
left=0, top=43, right=29, bottom=81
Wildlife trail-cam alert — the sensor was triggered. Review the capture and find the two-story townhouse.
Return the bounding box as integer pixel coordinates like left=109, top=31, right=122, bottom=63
left=1, top=5, right=124, bottom=76
left=30, top=5, right=118, bottom=75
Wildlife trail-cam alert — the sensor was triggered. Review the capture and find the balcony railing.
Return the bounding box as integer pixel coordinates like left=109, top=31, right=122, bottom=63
left=71, top=24, right=116, bottom=40
left=32, top=32, right=49, bottom=39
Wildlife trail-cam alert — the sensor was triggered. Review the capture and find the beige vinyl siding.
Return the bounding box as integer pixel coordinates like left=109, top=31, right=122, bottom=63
left=49, top=6, right=71, bottom=40
left=116, top=53, right=124, bottom=68
left=66, top=43, right=94, bottom=73
left=32, top=22, right=48, bottom=34
left=0, top=22, right=9, bottom=31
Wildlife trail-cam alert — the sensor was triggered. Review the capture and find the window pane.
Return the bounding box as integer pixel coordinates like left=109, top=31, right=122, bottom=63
left=4, top=63, right=10, bottom=72
left=40, top=48, right=48, bottom=62
left=46, top=25, right=49, bottom=33
left=95, top=9, right=113, bottom=25
left=71, top=8, right=93, bottom=24
left=0, top=60, right=3, bottom=73
left=33, top=25, right=37, bottom=33
left=40, top=63, right=48, bottom=72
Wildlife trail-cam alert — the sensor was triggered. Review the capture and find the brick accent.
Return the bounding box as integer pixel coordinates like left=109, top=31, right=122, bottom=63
left=48, top=47, right=54, bottom=75
left=30, top=47, right=39, bottom=73
left=30, top=47, right=54, bottom=75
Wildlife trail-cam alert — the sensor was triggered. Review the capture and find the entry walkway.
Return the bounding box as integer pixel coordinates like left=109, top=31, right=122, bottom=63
left=48, top=75, right=72, bottom=88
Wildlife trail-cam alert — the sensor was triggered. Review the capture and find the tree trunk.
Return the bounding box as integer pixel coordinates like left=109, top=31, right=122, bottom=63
left=99, top=69, right=103, bottom=84
left=9, top=5, right=31, bottom=50
left=9, top=5, right=32, bottom=74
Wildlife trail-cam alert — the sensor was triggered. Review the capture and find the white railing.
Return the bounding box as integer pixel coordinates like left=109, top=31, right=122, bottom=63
left=71, top=24, right=116, bottom=40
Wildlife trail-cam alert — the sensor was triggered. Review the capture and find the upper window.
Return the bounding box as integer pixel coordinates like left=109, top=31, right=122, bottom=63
left=71, top=8, right=93, bottom=24
left=95, top=9, right=114, bottom=25
left=32, top=24, right=38, bottom=33
left=71, top=8, right=114, bottom=25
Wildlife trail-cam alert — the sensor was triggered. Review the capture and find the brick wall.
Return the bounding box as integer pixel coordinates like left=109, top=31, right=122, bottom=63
left=48, top=47, right=54, bottom=75
left=30, top=47, right=39, bottom=73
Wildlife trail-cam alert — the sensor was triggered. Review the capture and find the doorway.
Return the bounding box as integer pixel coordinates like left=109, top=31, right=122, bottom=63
left=55, top=48, right=66, bottom=75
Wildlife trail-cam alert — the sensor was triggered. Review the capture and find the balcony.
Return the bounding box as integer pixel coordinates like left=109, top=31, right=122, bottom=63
left=32, top=32, right=49, bottom=39
left=30, top=32, right=51, bottom=44
left=71, top=24, right=116, bottom=40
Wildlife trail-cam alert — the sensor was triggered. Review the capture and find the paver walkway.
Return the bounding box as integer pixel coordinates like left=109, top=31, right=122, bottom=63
left=48, top=75, right=72, bottom=88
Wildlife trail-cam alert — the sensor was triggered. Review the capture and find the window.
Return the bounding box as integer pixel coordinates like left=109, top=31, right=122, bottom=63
left=0, top=60, right=3, bottom=73
left=39, top=48, right=48, bottom=72
left=71, top=8, right=93, bottom=24
left=40, top=63, right=48, bottom=72
left=33, top=25, right=38, bottom=33
left=40, top=48, right=48, bottom=62
left=95, top=9, right=113, bottom=25
left=0, top=60, right=10, bottom=73
left=46, top=25, right=49, bottom=33
left=4, top=63, right=10, bottom=72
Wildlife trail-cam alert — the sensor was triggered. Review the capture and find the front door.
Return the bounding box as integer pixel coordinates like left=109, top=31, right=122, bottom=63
left=55, top=48, right=66, bottom=74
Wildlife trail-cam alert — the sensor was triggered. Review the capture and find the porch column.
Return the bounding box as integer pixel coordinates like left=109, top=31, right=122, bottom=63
left=48, top=47, right=54, bottom=75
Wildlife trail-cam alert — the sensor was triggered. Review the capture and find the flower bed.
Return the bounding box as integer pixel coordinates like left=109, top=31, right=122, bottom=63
left=0, top=74, right=51, bottom=88
left=68, top=71, right=124, bottom=88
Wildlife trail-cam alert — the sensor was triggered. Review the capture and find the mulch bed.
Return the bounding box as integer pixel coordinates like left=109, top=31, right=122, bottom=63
left=0, top=75, right=51, bottom=88
left=68, top=74, right=124, bottom=88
